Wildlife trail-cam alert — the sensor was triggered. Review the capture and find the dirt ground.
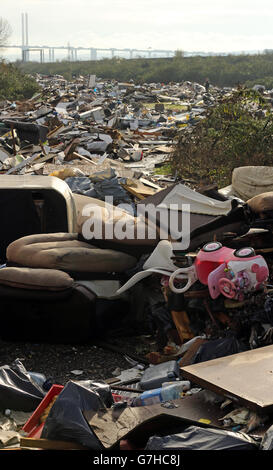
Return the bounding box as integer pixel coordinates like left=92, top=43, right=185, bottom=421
left=0, top=334, right=157, bottom=386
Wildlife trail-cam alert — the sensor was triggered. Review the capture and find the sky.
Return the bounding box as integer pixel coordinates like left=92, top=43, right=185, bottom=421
left=1, top=0, right=273, bottom=61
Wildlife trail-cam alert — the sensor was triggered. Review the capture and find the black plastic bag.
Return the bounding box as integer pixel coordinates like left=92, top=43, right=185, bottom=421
left=94, top=177, right=133, bottom=205
left=192, top=336, right=241, bottom=364
left=145, top=425, right=259, bottom=451
left=65, top=177, right=97, bottom=198
left=0, top=359, right=45, bottom=412
left=261, top=424, right=273, bottom=450
left=41, top=380, right=114, bottom=450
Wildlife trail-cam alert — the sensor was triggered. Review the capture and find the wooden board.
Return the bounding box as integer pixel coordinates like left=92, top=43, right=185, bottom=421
left=180, top=345, right=273, bottom=412
left=84, top=392, right=226, bottom=449
left=121, top=182, right=157, bottom=199
left=20, top=437, right=87, bottom=450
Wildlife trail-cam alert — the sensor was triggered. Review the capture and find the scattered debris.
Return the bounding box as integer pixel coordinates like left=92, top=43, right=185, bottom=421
left=1, top=74, right=273, bottom=452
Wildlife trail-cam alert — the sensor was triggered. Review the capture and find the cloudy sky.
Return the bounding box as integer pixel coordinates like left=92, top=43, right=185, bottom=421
left=1, top=0, right=273, bottom=60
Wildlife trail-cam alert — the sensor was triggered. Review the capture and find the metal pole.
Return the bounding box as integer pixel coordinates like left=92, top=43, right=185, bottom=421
left=21, top=13, right=25, bottom=61
left=25, top=13, right=29, bottom=61
left=21, top=13, right=25, bottom=45
left=25, top=13, right=28, bottom=46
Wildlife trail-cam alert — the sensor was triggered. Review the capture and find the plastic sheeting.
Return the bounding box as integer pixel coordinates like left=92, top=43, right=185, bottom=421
left=0, top=359, right=45, bottom=412
left=157, top=183, right=232, bottom=216
left=65, top=177, right=97, bottom=198
left=65, top=175, right=133, bottom=207
left=144, top=425, right=259, bottom=450
left=41, top=380, right=114, bottom=450
left=261, top=424, right=273, bottom=450
left=192, top=336, right=242, bottom=364
left=94, top=177, right=133, bottom=206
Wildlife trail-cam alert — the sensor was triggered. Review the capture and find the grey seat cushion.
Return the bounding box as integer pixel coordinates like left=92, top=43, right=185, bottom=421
left=0, top=266, right=74, bottom=291
left=7, top=233, right=137, bottom=273
left=247, top=192, right=273, bottom=217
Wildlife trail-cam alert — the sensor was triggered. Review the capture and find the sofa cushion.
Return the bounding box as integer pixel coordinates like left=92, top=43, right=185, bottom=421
left=0, top=267, right=74, bottom=291
left=247, top=192, right=273, bottom=217
left=233, top=166, right=273, bottom=201
left=73, top=193, right=160, bottom=247
left=6, top=233, right=137, bottom=273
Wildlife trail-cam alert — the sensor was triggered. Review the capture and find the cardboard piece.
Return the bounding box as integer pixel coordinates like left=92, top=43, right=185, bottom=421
left=84, top=392, right=226, bottom=449
left=20, top=437, right=87, bottom=450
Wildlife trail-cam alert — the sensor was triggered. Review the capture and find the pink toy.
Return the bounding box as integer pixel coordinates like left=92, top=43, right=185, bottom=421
left=168, top=242, right=269, bottom=300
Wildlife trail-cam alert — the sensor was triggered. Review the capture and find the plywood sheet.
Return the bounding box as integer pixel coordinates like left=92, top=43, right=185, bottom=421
left=84, top=392, right=226, bottom=449
left=181, top=345, right=273, bottom=412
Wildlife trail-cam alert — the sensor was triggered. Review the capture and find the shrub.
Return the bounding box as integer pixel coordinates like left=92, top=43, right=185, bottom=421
left=171, top=88, right=273, bottom=188
left=0, top=61, right=40, bottom=101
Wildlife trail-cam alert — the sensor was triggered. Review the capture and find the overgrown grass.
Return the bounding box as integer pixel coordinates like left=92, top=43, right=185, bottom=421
left=153, top=163, right=172, bottom=175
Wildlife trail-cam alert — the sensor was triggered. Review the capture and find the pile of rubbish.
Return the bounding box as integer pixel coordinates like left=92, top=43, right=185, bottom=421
left=1, top=74, right=273, bottom=452
left=0, top=74, right=234, bottom=182
left=1, top=352, right=273, bottom=451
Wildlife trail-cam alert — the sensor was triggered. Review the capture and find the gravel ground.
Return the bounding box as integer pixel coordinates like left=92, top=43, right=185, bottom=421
left=0, top=334, right=157, bottom=386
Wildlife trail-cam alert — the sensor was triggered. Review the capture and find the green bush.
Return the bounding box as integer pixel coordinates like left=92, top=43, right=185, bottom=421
left=0, top=61, right=40, bottom=101
left=171, top=88, right=273, bottom=188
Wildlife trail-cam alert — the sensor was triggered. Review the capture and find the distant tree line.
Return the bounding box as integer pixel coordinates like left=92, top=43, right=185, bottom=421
left=17, top=52, right=273, bottom=88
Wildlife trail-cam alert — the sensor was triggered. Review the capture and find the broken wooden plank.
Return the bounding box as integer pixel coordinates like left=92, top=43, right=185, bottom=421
left=139, top=177, right=161, bottom=190
left=27, top=153, right=55, bottom=165
left=121, top=179, right=158, bottom=199
left=20, top=437, right=87, bottom=450
left=25, top=163, right=46, bottom=174
left=5, top=153, right=40, bottom=175
left=121, top=185, right=146, bottom=200
left=72, top=151, right=97, bottom=164
left=180, top=345, right=273, bottom=412
left=64, top=138, right=81, bottom=161
left=47, top=124, right=66, bottom=138
left=171, top=310, right=195, bottom=344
